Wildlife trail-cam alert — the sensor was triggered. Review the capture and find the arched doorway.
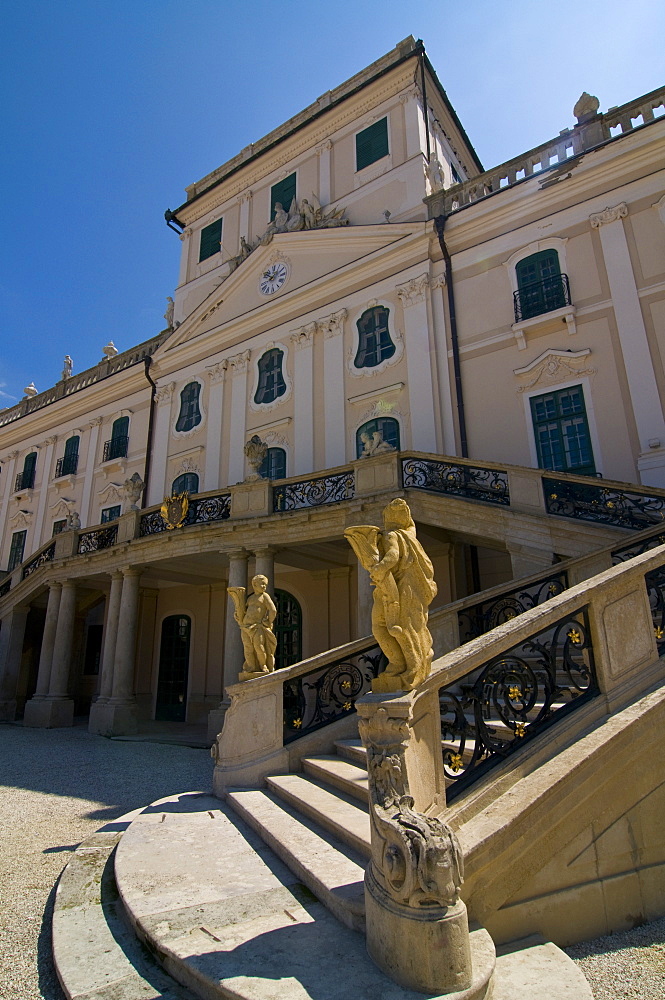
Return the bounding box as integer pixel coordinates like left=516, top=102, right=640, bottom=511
left=275, top=590, right=302, bottom=670
left=155, top=615, right=191, bottom=721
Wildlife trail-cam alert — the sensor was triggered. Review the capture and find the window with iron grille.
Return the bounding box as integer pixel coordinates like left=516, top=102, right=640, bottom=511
left=254, top=349, right=287, bottom=405
left=259, top=447, right=286, bottom=481
left=104, top=416, right=129, bottom=461
left=356, top=118, right=389, bottom=171
left=530, top=385, right=595, bottom=476
left=356, top=417, right=400, bottom=457
left=515, top=250, right=568, bottom=321
left=101, top=505, right=121, bottom=523
left=171, top=473, right=199, bottom=495
left=199, top=218, right=222, bottom=262
left=8, top=530, right=26, bottom=571
left=270, top=173, right=296, bottom=220
left=354, top=306, right=395, bottom=368
left=175, top=382, right=202, bottom=432
left=15, top=452, right=37, bottom=491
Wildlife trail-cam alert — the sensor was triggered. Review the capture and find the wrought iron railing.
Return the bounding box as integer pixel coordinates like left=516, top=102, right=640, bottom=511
left=273, top=470, right=355, bottom=512
left=54, top=454, right=78, bottom=478
left=0, top=577, right=12, bottom=598
left=14, top=469, right=36, bottom=491
left=22, top=543, right=56, bottom=580
left=645, top=565, right=665, bottom=655
left=458, top=572, right=568, bottom=644
left=103, top=435, right=128, bottom=461
left=283, top=641, right=386, bottom=744
left=439, top=608, right=597, bottom=800
left=77, top=525, right=119, bottom=554
left=612, top=525, right=665, bottom=563
left=139, top=492, right=232, bottom=537
left=513, top=273, right=571, bottom=323
left=403, top=458, right=509, bottom=505
left=544, top=477, right=665, bottom=530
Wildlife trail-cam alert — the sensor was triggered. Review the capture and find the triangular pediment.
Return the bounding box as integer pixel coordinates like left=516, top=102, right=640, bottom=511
left=161, top=223, right=421, bottom=353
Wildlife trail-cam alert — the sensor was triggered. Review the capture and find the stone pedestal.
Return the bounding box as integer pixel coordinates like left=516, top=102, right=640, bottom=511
left=88, top=700, right=138, bottom=736
left=207, top=705, right=227, bottom=742
left=23, top=697, right=74, bottom=729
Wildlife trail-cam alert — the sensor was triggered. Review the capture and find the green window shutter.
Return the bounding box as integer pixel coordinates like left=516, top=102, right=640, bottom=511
left=199, top=218, right=223, bottom=262
left=64, top=436, right=79, bottom=460
left=356, top=118, right=389, bottom=172
left=111, top=416, right=129, bottom=441
left=270, top=173, right=296, bottom=220
left=530, top=386, right=595, bottom=477
left=8, top=530, right=26, bottom=571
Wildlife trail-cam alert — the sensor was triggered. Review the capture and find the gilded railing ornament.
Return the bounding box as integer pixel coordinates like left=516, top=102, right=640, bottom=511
left=160, top=491, right=189, bottom=530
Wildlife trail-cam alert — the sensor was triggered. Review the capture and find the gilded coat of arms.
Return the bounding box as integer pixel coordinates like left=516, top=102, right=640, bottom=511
left=160, top=492, right=189, bottom=530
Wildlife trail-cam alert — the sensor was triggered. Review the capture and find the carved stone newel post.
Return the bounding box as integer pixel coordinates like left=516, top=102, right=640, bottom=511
left=357, top=697, right=494, bottom=997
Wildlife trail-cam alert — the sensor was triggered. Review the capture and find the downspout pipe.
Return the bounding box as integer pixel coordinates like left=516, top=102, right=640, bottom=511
left=433, top=214, right=468, bottom=458
left=142, top=357, right=157, bottom=508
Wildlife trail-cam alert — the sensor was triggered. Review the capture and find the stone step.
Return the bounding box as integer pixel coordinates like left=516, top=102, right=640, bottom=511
left=265, top=772, right=372, bottom=859
left=52, top=816, right=196, bottom=1000
left=301, top=754, right=369, bottom=803
left=227, top=787, right=366, bottom=931
left=334, top=737, right=367, bottom=766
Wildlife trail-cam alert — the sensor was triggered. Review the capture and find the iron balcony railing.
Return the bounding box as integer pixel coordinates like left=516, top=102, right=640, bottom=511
left=513, top=273, right=571, bottom=323
left=14, top=469, right=35, bottom=491
left=54, top=454, right=78, bottom=478
left=103, top=435, right=128, bottom=462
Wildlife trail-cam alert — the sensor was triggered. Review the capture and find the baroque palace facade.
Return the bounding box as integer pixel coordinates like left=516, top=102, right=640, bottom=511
left=0, top=37, right=664, bottom=738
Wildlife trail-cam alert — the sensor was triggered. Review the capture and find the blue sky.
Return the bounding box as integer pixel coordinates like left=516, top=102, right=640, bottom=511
left=1, top=0, right=663, bottom=406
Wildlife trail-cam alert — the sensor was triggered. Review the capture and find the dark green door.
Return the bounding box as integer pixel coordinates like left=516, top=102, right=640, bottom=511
left=155, top=615, right=191, bottom=721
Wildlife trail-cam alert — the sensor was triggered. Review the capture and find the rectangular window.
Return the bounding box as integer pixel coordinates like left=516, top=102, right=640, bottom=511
left=355, top=118, right=389, bottom=172
left=270, top=173, right=296, bottom=220
left=8, top=530, right=26, bottom=571
left=52, top=519, right=67, bottom=536
left=199, top=218, right=223, bottom=262
left=530, top=386, right=595, bottom=476
left=101, top=505, right=121, bottom=523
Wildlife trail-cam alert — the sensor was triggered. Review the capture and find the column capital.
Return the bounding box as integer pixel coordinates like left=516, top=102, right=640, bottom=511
left=155, top=382, right=175, bottom=403
left=225, top=546, right=247, bottom=561
left=110, top=569, right=124, bottom=581
left=206, top=361, right=228, bottom=384
left=397, top=273, right=430, bottom=307
left=253, top=545, right=278, bottom=557
left=227, top=350, right=251, bottom=374
left=590, top=202, right=628, bottom=228
left=121, top=566, right=143, bottom=579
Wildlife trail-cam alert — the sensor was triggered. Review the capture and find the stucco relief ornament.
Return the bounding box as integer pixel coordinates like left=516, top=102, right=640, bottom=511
left=244, top=435, right=268, bottom=480
left=122, top=472, right=145, bottom=510
left=160, top=492, right=189, bottom=530
left=345, top=498, right=437, bottom=692
left=228, top=574, right=277, bottom=681
left=590, top=203, right=628, bottom=228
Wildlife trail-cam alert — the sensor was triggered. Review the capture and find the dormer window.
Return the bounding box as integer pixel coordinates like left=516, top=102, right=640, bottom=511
left=199, top=218, right=222, bottom=262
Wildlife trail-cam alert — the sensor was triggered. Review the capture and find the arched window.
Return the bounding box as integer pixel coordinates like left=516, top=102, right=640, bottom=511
left=354, top=306, right=395, bottom=368
left=56, top=435, right=79, bottom=478
left=104, top=416, right=129, bottom=461
left=171, top=472, right=199, bottom=495
left=275, top=589, right=302, bottom=670
left=175, top=382, right=202, bottom=432
left=155, top=615, right=191, bottom=721
left=16, top=451, right=37, bottom=491
left=259, top=447, right=286, bottom=481
left=254, top=349, right=286, bottom=405
left=356, top=417, right=400, bottom=458
left=515, top=250, right=568, bottom=321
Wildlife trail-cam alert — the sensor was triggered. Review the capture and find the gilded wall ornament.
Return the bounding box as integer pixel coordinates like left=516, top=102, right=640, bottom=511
left=160, top=492, right=189, bottom=530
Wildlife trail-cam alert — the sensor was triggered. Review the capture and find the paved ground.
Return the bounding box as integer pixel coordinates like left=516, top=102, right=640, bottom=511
left=0, top=723, right=663, bottom=999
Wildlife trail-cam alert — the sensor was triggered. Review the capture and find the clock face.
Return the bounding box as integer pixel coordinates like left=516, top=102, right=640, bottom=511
left=259, top=261, right=289, bottom=295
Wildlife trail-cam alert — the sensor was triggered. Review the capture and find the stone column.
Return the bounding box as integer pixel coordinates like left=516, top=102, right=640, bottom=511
left=204, top=363, right=227, bottom=491
left=322, top=310, right=347, bottom=468
left=0, top=605, right=30, bottom=721
left=356, top=564, right=373, bottom=638
left=398, top=274, right=438, bottom=453
left=80, top=417, right=103, bottom=526
left=254, top=547, right=275, bottom=594
left=88, top=571, right=123, bottom=734
left=227, top=352, right=250, bottom=485
left=208, top=547, right=248, bottom=741
left=23, top=583, right=62, bottom=726
left=238, top=191, right=252, bottom=242
left=291, top=324, right=315, bottom=475
left=34, top=580, right=78, bottom=728
left=146, top=383, right=174, bottom=505
left=591, top=203, right=665, bottom=486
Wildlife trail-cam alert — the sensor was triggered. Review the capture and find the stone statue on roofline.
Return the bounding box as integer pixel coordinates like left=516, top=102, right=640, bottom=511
left=228, top=574, right=278, bottom=681
left=164, top=296, right=175, bottom=330
left=345, top=498, right=437, bottom=692
left=61, top=356, right=73, bottom=381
